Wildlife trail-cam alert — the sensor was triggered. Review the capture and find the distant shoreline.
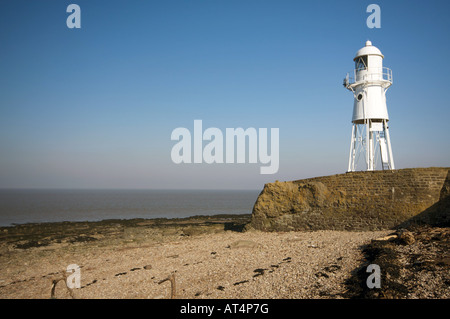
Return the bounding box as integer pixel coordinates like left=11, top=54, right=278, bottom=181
left=0, top=189, right=260, bottom=227
left=0, top=213, right=252, bottom=228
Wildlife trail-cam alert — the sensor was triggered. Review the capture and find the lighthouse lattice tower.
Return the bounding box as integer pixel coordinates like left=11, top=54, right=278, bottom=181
left=343, top=40, right=395, bottom=172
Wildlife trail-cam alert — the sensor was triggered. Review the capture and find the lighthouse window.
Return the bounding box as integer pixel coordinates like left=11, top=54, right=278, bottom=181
left=355, top=56, right=368, bottom=71
left=357, top=93, right=363, bottom=101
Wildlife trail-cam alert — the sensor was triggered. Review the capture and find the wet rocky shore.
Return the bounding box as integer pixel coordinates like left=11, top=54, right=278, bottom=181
left=0, top=214, right=252, bottom=250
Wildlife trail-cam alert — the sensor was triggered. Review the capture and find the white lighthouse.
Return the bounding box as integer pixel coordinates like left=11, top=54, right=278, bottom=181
left=343, top=40, right=395, bottom=172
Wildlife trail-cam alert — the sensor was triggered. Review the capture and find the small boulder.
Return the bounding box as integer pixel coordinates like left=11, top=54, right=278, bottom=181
left=397, top=230, right=415, bottom=245
left=228, top=240, right=259, bottom=249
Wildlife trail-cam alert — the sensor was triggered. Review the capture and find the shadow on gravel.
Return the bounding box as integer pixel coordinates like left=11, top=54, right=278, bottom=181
left=343, top=239, right=409, bottom=299
left=344, top=172, right=449, bottom=299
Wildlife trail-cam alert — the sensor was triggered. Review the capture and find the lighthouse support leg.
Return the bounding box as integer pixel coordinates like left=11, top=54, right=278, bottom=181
left=383, top=119, right=395, bottom=170
left=348, top=124, right=356, bottom=172
left=369, top=126, right=375, bottom=171
left=366, top=120, right=371, bottom=171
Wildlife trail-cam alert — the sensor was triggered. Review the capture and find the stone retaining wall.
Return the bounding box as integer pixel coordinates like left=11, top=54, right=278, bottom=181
left=247, top=167, right=450, bottom=231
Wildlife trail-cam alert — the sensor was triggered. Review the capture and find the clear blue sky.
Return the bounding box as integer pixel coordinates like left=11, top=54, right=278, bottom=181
left=1, top=0, right=449, bottom=190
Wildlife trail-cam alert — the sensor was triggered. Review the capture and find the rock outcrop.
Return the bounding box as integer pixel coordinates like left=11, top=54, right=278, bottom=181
left=246, top=167, right=450, bottom=232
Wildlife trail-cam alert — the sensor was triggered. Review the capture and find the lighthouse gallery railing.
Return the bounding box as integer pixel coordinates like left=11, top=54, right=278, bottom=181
left=347, top=67, right=393, bottom=85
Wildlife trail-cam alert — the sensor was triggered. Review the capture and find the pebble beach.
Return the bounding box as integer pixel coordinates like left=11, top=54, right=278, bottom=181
left=0, top=216, right=390, bottom=299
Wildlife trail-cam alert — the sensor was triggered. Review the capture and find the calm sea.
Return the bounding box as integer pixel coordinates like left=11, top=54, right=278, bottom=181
left=0, top=189, right=260, bottom=226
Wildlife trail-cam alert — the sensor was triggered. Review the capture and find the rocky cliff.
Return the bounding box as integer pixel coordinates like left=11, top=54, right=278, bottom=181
left=246, top=167, right=450, bottom=232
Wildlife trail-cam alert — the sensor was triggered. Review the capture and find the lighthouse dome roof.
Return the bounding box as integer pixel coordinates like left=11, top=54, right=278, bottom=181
left=353, top=40, right=384, bottom=60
